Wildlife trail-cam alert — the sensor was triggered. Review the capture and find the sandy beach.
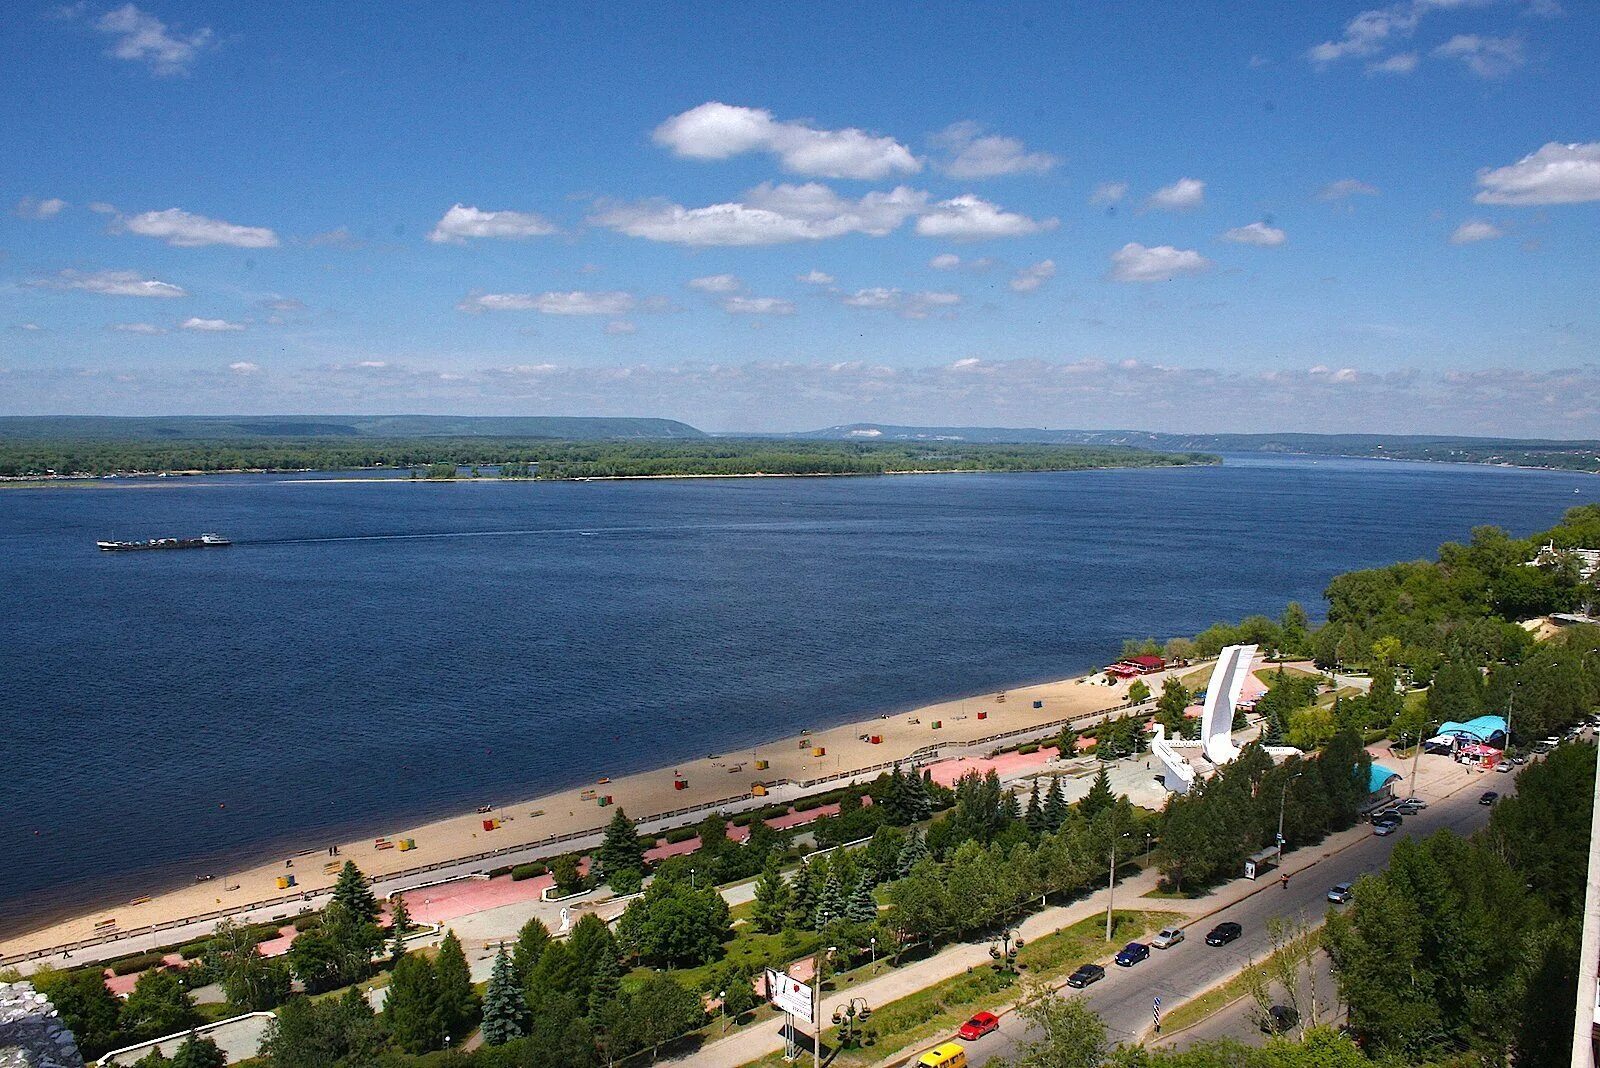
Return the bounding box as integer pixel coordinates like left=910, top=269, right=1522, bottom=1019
left=0, top=661, right=1167, bottom=964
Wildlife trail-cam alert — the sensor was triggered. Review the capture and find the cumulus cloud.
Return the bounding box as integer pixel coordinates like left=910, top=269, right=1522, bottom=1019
left=604, top=321, right=637, bottom=335
left=914, top=195, right=1055, bottom=239
left=1109, top=243, right=1212, bottom=283
left=652, top=101, right=920, bottom=180
left=721, top=296, right=796, bottom=316
left=112, top=322, right=166, bottom=334
left=1433, top=34, right=1525, bottom=78
left=1090, top=181, right=1128, bottom=206
left=931, top=121, right=1056, bottom=179
left=840, top=288, right=961, bottom=319
left=1475, top=142, right=1600, bottom=205
left=1009, top=260, right=1056, bottom=292
left=1450, top=219, right=1504, bottom=243
left=1146, top=178, right=1205, bottom=212
left=591, top=183, right=928, bottom=246
left=1306, top=1, right=1434, bottom=65
left=928, top=254, right=961, bottom=271
left=1222, top=221, right=1287, bottom=246
left=427, top=204, right=557, bottom=243
left=229, top=361, right=259, bottom=374
left=118, top=208, right=279, bottom=248
left=796, top=269, right=835, bottom=285
left=88, top=202, right=117, bottom=215
left=687, top=273, right=742, bottom=293
left=15, top=197, right=67, bottom=219
left=1367, top=51, right=1419, bottom=74
left=457, top=290, right=637, bottom=315
left=28, top=269, right=187, bottom=298
left=93, top=4, right=214, bottom=76
left=1318, top=178, right=1380, bottom=200
left=180, top=317, right=244, bottom=332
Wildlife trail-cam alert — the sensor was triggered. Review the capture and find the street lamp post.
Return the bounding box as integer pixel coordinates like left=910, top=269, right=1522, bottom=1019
left=989, top=927, right=1024, bottom=974
left=719, top=990, right=728, bottom=1034
left=1276, top=772, right=1303, bottom=868
left=869, top=935, right=877, bottom=975
left=832, top=997, right=872, bottom=1050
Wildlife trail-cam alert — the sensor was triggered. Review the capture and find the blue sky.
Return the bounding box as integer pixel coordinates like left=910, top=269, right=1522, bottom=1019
left=3, top=1, right=1597, bottom=434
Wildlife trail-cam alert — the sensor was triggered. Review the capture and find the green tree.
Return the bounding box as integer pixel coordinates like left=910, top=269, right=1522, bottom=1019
left=387, top=894, right=412, bottom=963
left=1127, top=679, right=1152, bottom=705
left=814, top=872, right=845, bottom=930
left=568, top=913, right=622, bottom=1015
left=552, top=854, right=583, bottom=896
left=751, top=858, right=792, bottom=934
left=626, top=971, right=705, bottom=1061
left=260, top=987, right=383, bottom=1068
left=206, top=920, right=291, bottom=1012
left=42, top=967, right=123, bottom=1056
left=330, top=861, right=379, bottom=927
left=845, top=878, right=879, bottom=924
left=1079, top=765, right=1113, bottom=820
left=525, top=938, right=579, bottom=1017
left=896, top=829, right=930, bottom=877
left=480, top=944, right=527, bottom=1046
left=1043, top=775, right=1069, bottom=831
left=511, top=916, right=550, bottom=983
left=1024, top=779, right=1047, bottom=834
left=170, top=1032, right=226, bottom=1068
left=433, top=930, right=478, bottom=1038
left=123, top=967, right=197, bottom=1040
left=788, top=864, right=818, bottom=929
left=1280, top=602, right=1311, bottom=657
left=1005, top=981, right=1108, bottom=1068
left=1155, top=676, right=1191, bottom=738
left=383, top=950, right=443, bottom=1053
left=596, top=808, right=644, bottom=883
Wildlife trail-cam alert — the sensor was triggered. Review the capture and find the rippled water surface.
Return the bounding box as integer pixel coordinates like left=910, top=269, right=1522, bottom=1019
left=1, top=455, right=1593, bottom=931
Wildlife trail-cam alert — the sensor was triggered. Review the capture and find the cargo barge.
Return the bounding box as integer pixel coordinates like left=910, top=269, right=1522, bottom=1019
left=97, top=533, right=231, bottom=551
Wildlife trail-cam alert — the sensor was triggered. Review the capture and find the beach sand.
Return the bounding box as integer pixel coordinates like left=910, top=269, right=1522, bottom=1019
left=0, top=664, right=1169, bottom=962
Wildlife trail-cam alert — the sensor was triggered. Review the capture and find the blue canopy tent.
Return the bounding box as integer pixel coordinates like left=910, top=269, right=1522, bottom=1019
left=1434, top=715, right=1508, bottom=747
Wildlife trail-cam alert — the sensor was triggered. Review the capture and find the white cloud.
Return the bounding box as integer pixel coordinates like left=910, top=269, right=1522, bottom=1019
left=28, top=269, right=187, bottom=298
left=841, top=288, right=961, bottom=319
left=653, top=101, right=920, bottom=180
left=180, top=317, right=244, bottom=332
left=604, top=321, right=637, bottom=335
left=1009, top=260, right=1056, bottom=293
left=1367, top=51, right=1420, bottom=74
left=112, top=322, right=166, bottom=334
left=1450, top=219, right=1504, bottom=243
left=796, top=269, right=835, bottom=285
left=18, top=322, right=44, bottom=331
left=915, top=194, right=1055, bottom=240
left=1146, top=178, right=1206, bottom=212
left=94, top=4, right=213, bottom=76
left=1318, top=178, right=1380, bottom=200
left=1109, top=243, right=1212, bottom=283
left=119, top=208, right=279, bottom=248
left=1475, top=142, right=1600, bottom=205
left=1433, top=34, right=1525, bottom=78
left=1222, top=221, right=1288, bottom=246
left=457, top=290, right=637, bottom=315
left=932, top=121, right=1056, bottom=179
left=427, top=204, right=557, bottom=244
left=1090, top=181, right=1128, bottom=206
left=15, top=197, right=67, bottom=219
left=229, top=361, right=259, bottom=374
left=687, top=273, right=742, bottom=294
left=928, top=253, right=962, bottom=271
left=721, top=296, right=796, bottom=316
left=88, top=202, right=116, bottom=214
left=591, top=183, right=927, bottom=246
left=1306, top=1, right=1431, bottom=65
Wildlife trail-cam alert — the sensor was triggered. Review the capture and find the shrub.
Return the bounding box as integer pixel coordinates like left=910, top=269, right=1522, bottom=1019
left=109, top=952, right=168, bottom=976
left=792, top=797, right=823, bottom=812
left=663, top=827, right=698, bottom=844
left=1018, top=743, right=1040, bottom=755
left=759, top=805, right=791, bottom=821
left=730, top=812, right=759, bottom=827
left=636, top=834, right=660, bottom=850
left=178, top=940, right=212, bottom=960
left=291, top=912, right=323, bottom=932
left=510, top=863, right=548, bottom=881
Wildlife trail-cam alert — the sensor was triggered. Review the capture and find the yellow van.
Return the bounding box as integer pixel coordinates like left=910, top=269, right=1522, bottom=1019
left=918, top=1042, right=968, bottom=1068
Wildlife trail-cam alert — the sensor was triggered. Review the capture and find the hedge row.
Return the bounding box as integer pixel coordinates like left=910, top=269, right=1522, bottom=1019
left=108, top=952, right=169, bottom=976
left=511, top=863, right=549, bottom=881
left=662, top=827, right=698, bottom=845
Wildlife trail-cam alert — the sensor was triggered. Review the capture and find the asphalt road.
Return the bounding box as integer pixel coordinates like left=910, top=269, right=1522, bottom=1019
left=958, top=776, right=1503, bottom=1066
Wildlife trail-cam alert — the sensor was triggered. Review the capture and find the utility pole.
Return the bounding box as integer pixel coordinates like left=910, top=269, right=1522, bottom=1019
left=1276, top=772, right=1302, bottom=868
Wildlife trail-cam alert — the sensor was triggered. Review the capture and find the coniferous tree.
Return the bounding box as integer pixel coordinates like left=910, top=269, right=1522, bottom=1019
left=814, top=872, right=845, bottom=930
left=896, top=829, right=929, bottom=878
left=170, top=1032, right=226, bottom=1068
left=387, top=894, right=412, bottom=963
left=511, top=916, right=550, bottom=984
left=751, top=858, right=792, bottom=933
left=908, top=769, right=933, bottom=821
left=845, top=879, right=878, bottom=924
left=789, top=865, right=818, bottom=929
left=883, top=764, right=908, bottom=825
left=480, top=944, right=527, bottom=1046
left=330, top=861, right=379, bottom=927
left=1024, top=779, right=1046, bottom=834
left=1043, top=775, right=1069, bottom=831
left=384, top=951, right=443, bottom=1053
left=1002, top=787, right=1022, bottom=825
left=433, top=929, right=478, bottom=1038
left=1080, top=765, right=1114, bottom=819
left=596, top=807, right=646, bottom=883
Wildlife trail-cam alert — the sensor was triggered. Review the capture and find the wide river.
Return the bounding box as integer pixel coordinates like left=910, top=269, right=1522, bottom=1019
left=1, top=454, right=1594, bottom=934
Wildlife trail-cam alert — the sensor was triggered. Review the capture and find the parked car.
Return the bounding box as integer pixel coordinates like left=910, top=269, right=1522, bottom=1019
left=1373, top=821, right=1398, bottom=836
left=1395, top=797, right=1427, bottom=812
left=918, top=1042, right=969, bottom=1068
left=1066, top=963, right=1106, bottom=988
left=1261, top=1005, right=1300, bottom=1034
left=1495, top=760, right=1513, bottom=773
left=1152, top=926, right=1186, bottom=949
left=1328, top=883, right=1353, bottom=904
left=1480, top=791, right=1499, bottom=805
left=1205, top=922, right=1242, bottom=946
left=1115, top=942, right=1150, bottom=967
left=957, top=1012, right=1000, bottom=1041
left=1373, top=811, right=1402, bottom=827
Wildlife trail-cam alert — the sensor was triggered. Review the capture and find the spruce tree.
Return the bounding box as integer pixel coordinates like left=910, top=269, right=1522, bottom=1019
left=1080, top=765, right=1114, bottom=819
left=481, top=944, right=528, bottom=1046
left=388, top=894, right=412, bottom=963
left=384, top=951, right=443, bottom=1053
left=331, top=861, right=379, bottom=927
left=814, top=872, right=844, bottom=930
left=433, top=930, right=479, bottom=1038
left=511, top=916, right=550, bottom=983
left=883, top=764, right=908, bottom=825
left=908, top=770, right=933, bottom=821
left=1043, top=775, right=1069, bottom=831
left=788, top=865, right=818, bottom=929
left=1002, top=787, right=1022, bottom=825
left=845, top=879, right=878, bottom=924
left=896, top=830, right=929, bottom=878
left=751, top=858, right=792, bottom=934
left=1024, top=779, right=1047, bottom=834
left=170, top=1033, right=226, bottom=1068
left=596, top=807, right=645, bottom=882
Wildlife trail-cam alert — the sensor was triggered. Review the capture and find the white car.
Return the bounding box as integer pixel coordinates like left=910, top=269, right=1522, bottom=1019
left=1152, top=926, right=1186, bottom=949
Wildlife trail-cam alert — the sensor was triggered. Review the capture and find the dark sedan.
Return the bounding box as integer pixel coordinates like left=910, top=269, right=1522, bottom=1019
left=1065, top=963, right=1106, bottom=988
left=1114, top=942, right=1150, bottom=967
left=1205, top=921, right=1243, bottom=946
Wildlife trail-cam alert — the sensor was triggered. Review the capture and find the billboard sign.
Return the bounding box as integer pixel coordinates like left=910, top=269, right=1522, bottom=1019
left=763, top=968, right=814, bottom=1023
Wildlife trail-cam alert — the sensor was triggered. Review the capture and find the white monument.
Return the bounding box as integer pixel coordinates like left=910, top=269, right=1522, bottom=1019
left=1200, top=644, right=1258, bottom=765
left=1150, top=724, right=1197, bottom=795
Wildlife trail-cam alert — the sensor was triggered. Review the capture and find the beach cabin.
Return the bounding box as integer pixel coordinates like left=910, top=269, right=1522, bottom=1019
left=1107, top=655, right=1166, bottom=680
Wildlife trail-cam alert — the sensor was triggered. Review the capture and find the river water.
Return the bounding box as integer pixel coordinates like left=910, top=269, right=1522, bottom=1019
left=1, top=454, right=1593, bottom=933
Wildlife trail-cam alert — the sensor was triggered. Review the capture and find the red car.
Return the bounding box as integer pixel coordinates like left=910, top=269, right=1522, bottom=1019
left=958, top=1011, right=1000, bottom=1041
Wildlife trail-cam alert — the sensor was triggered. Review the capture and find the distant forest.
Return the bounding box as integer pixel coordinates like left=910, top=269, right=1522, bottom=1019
left=0, top=438, right=1218, bottom=480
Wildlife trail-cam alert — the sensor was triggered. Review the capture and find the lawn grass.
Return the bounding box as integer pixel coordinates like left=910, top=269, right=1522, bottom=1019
left=739, top=909, right=1178, bottom=1068
left=1157, top=928, right=1322, bottom=1036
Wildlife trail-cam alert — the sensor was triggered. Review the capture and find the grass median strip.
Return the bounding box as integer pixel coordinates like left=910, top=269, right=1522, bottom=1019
left=1156, top=928, right=1323, bottom=1037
